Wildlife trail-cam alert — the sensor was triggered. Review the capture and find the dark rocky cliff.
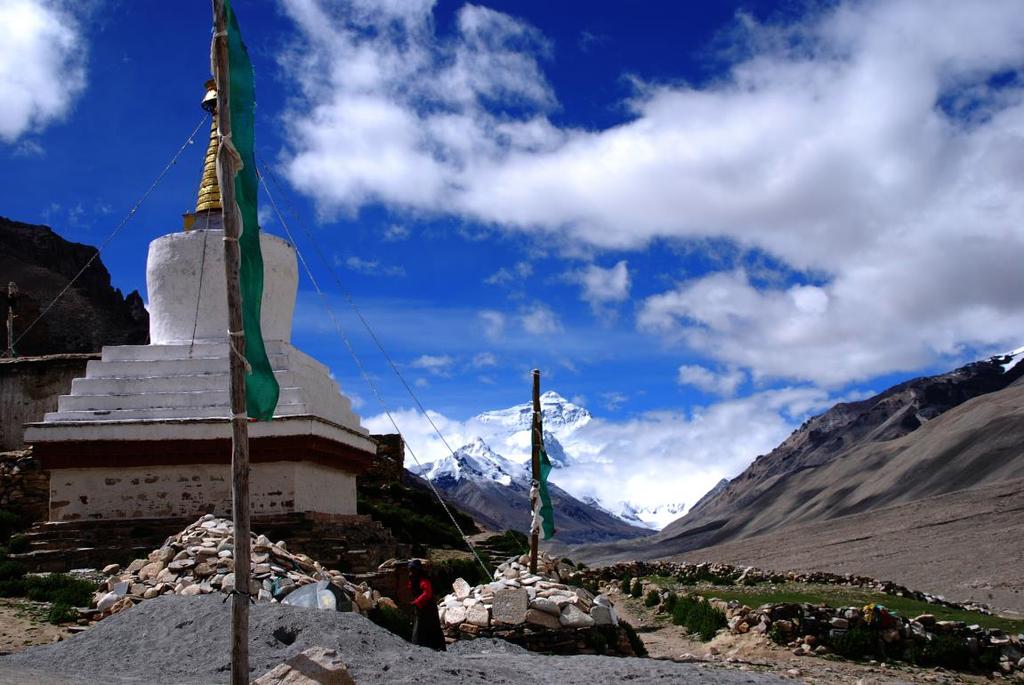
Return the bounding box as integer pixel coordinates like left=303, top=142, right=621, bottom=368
left=0, top=216, right=148, bottom=355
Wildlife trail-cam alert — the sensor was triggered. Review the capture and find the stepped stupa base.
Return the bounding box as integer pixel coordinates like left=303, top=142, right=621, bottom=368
left=25, top=338, right=376, bottom=523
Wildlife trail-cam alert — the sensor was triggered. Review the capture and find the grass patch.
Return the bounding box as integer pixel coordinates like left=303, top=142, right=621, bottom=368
left=684, top=583, right=1024, bottom=634
left=671, top=595, right=727, bottom=641
left=24, top=574, right=97, bottom=607
left=46, top=603, right=79, bottom=625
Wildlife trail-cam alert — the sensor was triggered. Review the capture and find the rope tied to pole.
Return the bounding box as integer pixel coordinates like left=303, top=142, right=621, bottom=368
left=256, top=162, right=493, bottom=579
left=12, top=116, right=209, bottom=350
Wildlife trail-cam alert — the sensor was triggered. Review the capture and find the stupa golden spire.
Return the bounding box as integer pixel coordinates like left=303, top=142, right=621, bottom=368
left=183, top=80, right=222, bottom=231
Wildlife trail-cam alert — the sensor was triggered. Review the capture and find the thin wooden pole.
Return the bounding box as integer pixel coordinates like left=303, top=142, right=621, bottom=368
left=211, top=3, right=251, bottom=684
left=529, top=369, right=541, bottom=574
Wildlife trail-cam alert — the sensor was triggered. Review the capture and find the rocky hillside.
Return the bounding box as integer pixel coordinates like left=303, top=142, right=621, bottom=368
left=0, top=217, right=148, bottom=355
left=574, top=351, right=1024, bottom=563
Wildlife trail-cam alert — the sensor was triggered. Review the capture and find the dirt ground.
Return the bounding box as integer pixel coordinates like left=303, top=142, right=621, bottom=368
left=0, top=598, right=74, bottom=655
left=606, top=585, right=1018, bottom=685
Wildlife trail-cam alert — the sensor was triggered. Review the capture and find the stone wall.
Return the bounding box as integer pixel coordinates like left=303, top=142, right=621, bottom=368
left=0, top=450, right=47, bottom=522
left=49, top=462, right=358, bottom=522
left=0, top=354, right=95, bottom=450
left=365, top=434, right=404, bottom=484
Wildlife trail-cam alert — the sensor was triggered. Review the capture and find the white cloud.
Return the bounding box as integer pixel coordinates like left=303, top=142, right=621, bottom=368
left=520, top=303, right=561, bottom=335
left=280, top=0, right=1024, bottom=386
left=485, top=261, right=533, bottom=286
left=599, top=391, right=628, bottom=411
left=410, top=353, right=454, bottom=376
left=566, top=260, right=631, bottom=315
left=677, top=364, right=746, bottom=397
left=343, top=255, right=406, bottom=277
left=0, top=0, right=86, bottom=142
left=472, top=352, right=497, bottom=368
left=363, top=386, right=836, bottom=522
left=382, top=224, right=410, bottom=241
left=478, top=309, right=506, bottom=341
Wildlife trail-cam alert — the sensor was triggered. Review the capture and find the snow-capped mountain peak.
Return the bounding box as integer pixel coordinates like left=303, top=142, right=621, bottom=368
left=411, top=437, right=523, bottom=486
left=614, top=501, right=688, bottom=530
left=473, top=390, right=592, bottom=438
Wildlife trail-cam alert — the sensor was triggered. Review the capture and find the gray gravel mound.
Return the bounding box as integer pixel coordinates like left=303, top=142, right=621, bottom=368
left=0, top=595, right=787, bottom=684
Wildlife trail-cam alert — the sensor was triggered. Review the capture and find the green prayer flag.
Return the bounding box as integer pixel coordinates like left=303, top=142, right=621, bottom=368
left=538, top=447, right=555, bottom=540
left=225, top=0, right=279, bottom=420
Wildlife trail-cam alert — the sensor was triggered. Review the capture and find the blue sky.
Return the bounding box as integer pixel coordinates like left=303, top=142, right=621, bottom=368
left=3, top=0, right=1024, bottom=514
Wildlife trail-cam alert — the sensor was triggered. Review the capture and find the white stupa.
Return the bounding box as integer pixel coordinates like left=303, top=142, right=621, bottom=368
left=25, top=82, right=375, bottom=522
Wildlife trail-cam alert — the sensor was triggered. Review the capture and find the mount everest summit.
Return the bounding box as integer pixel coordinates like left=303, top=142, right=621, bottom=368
left=410, top=391, right=683, bottom=535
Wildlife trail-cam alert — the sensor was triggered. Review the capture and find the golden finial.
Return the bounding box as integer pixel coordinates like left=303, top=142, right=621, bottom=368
left=183, top=80, right=222, bottom=231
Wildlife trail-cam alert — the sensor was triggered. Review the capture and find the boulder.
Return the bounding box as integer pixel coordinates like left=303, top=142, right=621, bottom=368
left=560, top=603, right=595, bottom=628
left=529, top=597, right=561, bottom=617
left=465, top=604, right=490, bottom=628
left=526, top=608, right=562, bottom=630
left=491, top=588, right=529, bottom=626
left=590, top=604, right=615, bottom=626
left=253, top=646, right=355, bottom=685
left=452, top=578, right=472, bottom=600
left=444, top=606, right=467, bottom=627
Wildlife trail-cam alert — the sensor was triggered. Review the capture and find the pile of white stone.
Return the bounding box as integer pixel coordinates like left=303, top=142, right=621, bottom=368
left=439, top=553, right=618, bottom=633
left=91, top=515, right=393, bottom=618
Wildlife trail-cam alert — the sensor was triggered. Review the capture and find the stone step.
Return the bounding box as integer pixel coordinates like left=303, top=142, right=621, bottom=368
left=101, top=342, right=290, bottom=363
left=71, top=369, right=295, bottom=395
left=43, top=401, right=309, bottom=422
left=57, top=387, right=306, bottom=412
left=85, top=352, right=291, bottom=379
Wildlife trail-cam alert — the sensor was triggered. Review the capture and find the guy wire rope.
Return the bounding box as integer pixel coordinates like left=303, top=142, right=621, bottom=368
left=14, top=116, right=210, bottom=350
left=256, top=163, right=492, bottom=578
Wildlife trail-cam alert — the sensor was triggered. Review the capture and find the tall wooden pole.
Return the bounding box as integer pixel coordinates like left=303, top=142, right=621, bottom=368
left=529, top=369, right=541, bottom=574
left=211, top=3, right=251, bottom=684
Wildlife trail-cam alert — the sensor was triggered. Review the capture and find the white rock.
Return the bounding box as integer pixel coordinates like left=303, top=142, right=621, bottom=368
left=96, top=592, right=120, bottom=612
left=560, top=604, right=595, bottom=628
left=452, top=578, right=472, bottom=600
left=591, top=604, right=614, bottom=626
left=444, top=606, right=467, bottom=626
left=466, top=604, right=490, bottom=627
left=530, top=598, right=561, bottom=616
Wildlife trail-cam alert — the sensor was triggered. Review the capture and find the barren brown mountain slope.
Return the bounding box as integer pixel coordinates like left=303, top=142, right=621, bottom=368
left=672, top=477, right=1024, bottom=614
left=571, top=360, right=1024, bottom=609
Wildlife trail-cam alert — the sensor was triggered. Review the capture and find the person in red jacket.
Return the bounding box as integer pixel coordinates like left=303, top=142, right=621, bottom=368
left=407, top=559, right=446, bottom=650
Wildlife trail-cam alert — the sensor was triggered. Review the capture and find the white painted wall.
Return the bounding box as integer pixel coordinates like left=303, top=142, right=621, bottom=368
left=49, top=462, right=357, bottom=521
left=146, top=230, right=297, bottom=345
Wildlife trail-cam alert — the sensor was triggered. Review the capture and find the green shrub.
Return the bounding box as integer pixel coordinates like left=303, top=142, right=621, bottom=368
left=6, top=535, right=29, bottom=554
left=621, top=574, right=632, bottom=594
left=0, top=560, right=25, bottom=581
left=671, top=595, right=727, bottom=641
left=644, top=589, right=660, bottom=607
left=631, top=578, right=643, bottom=598
left=0, top=579, right=27, bottom=597
left=619, top=621, right=648, bottom=657
left=663, top=591, right=678, bottom=612
left=368, top=604, right=413, bottom=641
left=24, top=574, right=96, bottom=606
left=0, top=509, right=23, bottom=542
left=47, top=603, right=79, bottom=625
left=911, top=634, right=972, bottom=670
left=831, top=626, right=876, bottom=659
left=768, top=623, right=789, bottom=645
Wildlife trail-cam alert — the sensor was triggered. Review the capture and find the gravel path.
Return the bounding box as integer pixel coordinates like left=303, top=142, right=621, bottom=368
left=0, top=595, right=788, bottom=684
